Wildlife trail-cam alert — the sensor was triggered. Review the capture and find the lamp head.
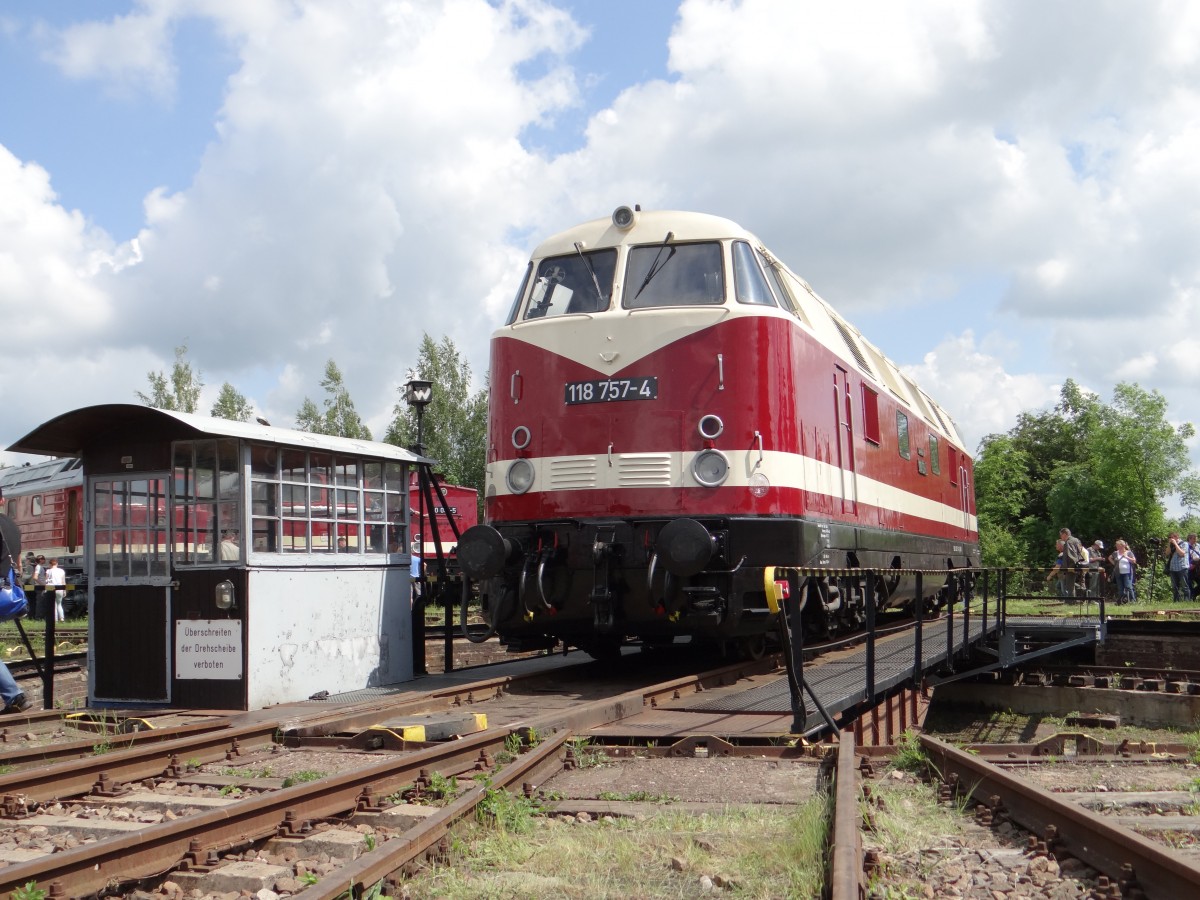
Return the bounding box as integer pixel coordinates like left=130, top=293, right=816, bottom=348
left=405, top=378, right=433, bottom=409
left=215, top=580, right=237, bottom=612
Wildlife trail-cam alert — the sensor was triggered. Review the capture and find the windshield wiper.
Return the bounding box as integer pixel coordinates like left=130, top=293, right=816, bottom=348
left=634, top=231, right=675, bottom=300
left=574, top=242, right=606, bottom=308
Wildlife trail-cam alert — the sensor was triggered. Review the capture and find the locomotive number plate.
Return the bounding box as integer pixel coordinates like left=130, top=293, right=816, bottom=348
left=564, top=376, right=658, bottom=405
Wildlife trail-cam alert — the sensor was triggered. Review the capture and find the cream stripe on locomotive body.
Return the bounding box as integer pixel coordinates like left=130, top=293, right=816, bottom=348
left=463, top=208, right=979, bottom=656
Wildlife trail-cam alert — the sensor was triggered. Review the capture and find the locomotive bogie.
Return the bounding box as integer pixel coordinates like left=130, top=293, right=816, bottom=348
left=472, top=513, right=972, bottom=654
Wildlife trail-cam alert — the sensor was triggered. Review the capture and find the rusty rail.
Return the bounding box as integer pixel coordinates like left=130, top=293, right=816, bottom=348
left=919, top=734, right=1200, bottom=899
left=291, top=732, right=571, bottom=899
left=0, top=720, right=273, bottom=802
left=0, top=681, right=649, bottom=896
left=0, top=718, right=231, bottom=770
left=830, top=733, right=863, bottom=900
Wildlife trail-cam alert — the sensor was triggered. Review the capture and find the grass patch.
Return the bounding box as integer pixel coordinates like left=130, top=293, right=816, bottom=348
left=597, top=790, right=678, bottom=804
left=282, top=770, right=325, bottom=788
left=566, top=736, right=609, bottom=769
left=890, top=731, right=930, bottom=776
left=219, top=766, right=273, bottom=779
left=402, top=794, right=829, bottom=898
left=864, top=772, right=973, bottom=895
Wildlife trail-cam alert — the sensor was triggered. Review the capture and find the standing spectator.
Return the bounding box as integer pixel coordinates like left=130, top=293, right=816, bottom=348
left=1109, top=540, right=1137, bottom=605
left=1059, top=529, right=1086, bottom=597
left=1086, top=539, right=1106, bottom=597
left=0, top=569, right=29, bottom=714
left=1045, top=539, right=1073, bottom=598
left=1166, top=531, right=1190, bottom=602
left=410, top=541, right=422, bottom=607
left=32, top=555, right=47, bottom=620
left=44, top=557, right=66, bottom=622
left=1188, top=533, right=1200, bottom=600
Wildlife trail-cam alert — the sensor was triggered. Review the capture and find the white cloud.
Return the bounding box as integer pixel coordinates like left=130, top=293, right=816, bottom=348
left=902, top=331, right=1058, bottom=453
left=0, top=146, right=120, bottom=342
left=7, top=0, right=1200, bottom=474
left=48, top=2, right=177, bottom=99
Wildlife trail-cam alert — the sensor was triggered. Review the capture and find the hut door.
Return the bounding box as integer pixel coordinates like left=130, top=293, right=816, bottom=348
left=89, top=474, right=172, bottom=703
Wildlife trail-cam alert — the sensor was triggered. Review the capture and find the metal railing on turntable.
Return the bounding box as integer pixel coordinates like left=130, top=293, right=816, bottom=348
left=695, top=566, right=1106, bottom=739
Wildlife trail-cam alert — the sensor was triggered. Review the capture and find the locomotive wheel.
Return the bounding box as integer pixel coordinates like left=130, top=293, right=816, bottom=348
left=734, top=634, right=767, bottom=661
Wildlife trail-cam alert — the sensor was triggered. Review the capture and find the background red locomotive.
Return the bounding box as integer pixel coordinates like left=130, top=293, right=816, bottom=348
left=458, top=207, right=980, bottom=658
left=0, top=457, right=85, bottom=579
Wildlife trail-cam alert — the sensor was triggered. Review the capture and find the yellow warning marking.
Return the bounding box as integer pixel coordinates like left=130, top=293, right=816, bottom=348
left=367, top=723, right=426, bottom=742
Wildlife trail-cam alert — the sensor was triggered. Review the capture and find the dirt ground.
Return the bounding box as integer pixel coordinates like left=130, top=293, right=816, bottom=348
left=543, top=755, right=823, bottom=805
left=1006, top=760, right=1200, bottom=793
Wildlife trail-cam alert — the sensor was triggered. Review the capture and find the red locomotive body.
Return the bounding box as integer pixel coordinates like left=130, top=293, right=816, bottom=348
left=458, top=208, right=979, bottom=657
left=0, top=457, right=85, bottom=578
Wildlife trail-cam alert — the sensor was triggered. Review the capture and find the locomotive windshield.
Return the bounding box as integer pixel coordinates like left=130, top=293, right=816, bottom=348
left=521, top=248, right=616, bottom=319
left=623, top=241, right=724, bottom=309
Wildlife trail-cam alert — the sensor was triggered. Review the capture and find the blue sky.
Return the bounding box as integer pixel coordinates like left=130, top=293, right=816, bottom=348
left=1, top=2, right=234, bottom=238
left=3, top=0, right=1200, bottom=480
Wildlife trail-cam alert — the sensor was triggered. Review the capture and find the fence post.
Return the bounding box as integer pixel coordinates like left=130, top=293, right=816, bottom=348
left=960, top=573, right=970, bottom=659
left=865, top=571, right=876, bottom=704
left=912, top=571, right=924, bottom=684
left=945, top=575, right=956, bottom=673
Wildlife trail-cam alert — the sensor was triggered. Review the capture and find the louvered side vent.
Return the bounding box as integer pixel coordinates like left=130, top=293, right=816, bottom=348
left=617, top=453, right=675, bottom=487
left=904, top=378, right=934, bottom=421
left=833, top=319, right=874, bottom=376
left=549, top=458, right=598, bottom=490
left=929, top=401, right=950, bottom=434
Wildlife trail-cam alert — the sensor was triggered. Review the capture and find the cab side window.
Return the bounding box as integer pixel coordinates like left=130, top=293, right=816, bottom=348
left=732, top=241, right=777, bottom=306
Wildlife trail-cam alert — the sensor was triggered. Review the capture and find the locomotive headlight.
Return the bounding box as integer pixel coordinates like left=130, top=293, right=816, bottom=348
left=612, top=205, right=637, bottom=230
left=506, top=458, right=535, bottom=494
left=692, top=449, right=730, bottom=487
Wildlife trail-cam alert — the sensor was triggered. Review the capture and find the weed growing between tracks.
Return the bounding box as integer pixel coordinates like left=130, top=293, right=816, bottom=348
left=400, top=793, right=829, bottom=898
left=862, top=769, right=975, bottom=897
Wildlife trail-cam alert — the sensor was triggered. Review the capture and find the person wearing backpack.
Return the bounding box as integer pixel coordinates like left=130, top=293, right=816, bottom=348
left=1166, top=531, right=1191, bottom=602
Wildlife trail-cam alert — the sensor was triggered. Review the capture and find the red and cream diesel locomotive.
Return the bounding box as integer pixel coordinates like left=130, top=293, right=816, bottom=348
left=457, top=207, right=979, bottom=657
left=0, top=457, right=85, bottom=579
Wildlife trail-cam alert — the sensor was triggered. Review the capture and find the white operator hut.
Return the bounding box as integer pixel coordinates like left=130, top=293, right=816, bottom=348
left=8, top=404, right=431, bottom=711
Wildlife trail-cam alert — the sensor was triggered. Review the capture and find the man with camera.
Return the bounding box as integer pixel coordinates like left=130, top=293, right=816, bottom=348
left=1165, top=531, right=1191, bottom=602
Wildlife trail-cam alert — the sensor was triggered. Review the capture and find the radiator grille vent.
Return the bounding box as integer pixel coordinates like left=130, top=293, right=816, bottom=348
left=617, top=453, right=675, bottom=487
left=549, top=457, right=597, bottom=490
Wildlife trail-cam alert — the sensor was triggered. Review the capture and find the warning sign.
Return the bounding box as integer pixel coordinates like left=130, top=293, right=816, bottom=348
left=175, top=619, right=243, bottom=680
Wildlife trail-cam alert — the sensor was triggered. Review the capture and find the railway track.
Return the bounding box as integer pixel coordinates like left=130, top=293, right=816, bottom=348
left=1, top=616, right=1196, bottom=896
left=0, top=645, right=794, bottom=897
left=828, top=716, right=1200, bottom=898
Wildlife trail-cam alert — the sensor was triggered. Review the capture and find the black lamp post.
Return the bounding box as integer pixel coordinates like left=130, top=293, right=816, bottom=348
left=405, top=377, right=433, bottom=674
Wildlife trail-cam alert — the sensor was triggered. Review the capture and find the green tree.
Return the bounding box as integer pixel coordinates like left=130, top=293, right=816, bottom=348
left=1047, top=382, right=1191, bottom=544
left=972, top=435, right=1031, bottom=567
left=975, top=379, right=1194, bottom=566
left=136, top=344, right=202, bottom=412
left=210, top=383, right=253, bottom=422
left=385, top=334, right=486, bottom=495
left=294, top=360, right=372, bottom=439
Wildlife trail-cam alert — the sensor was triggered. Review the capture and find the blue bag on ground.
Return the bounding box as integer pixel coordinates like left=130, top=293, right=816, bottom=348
left=0, top=567, right=27, bottom=620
